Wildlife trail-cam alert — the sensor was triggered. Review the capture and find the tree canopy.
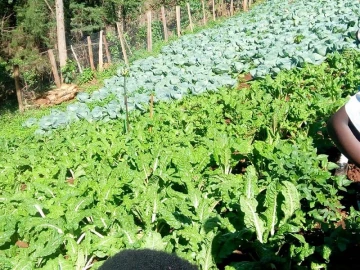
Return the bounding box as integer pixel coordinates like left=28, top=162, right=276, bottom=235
left=1, top=0, right=194, bottom=99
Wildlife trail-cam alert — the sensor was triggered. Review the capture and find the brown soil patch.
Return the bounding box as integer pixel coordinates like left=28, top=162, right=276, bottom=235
left=15, top=240, right=29, bottom=248
left=20, top=183, right=27, bottom=191
left=67, top=178, right=75, bottom=185
left=347, top=163, right=360, bottom=182
left=237, top=82, right=251, bottom=90
left=237, top=73, right=253, bottom=90
left=238, top=73, right=253, bottom=82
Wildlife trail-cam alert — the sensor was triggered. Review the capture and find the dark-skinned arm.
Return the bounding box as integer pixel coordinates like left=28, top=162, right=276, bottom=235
left=327, top=106, right=360, bottom=167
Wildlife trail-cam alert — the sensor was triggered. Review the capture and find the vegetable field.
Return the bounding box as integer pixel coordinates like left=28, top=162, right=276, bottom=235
left=2, top=0, right=360, bottom=269
left=24, top=0, right=360, bottom=134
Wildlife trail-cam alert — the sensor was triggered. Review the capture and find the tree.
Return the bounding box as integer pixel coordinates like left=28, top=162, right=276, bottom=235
left=103, top=0, right=144, bottom=30
left=56, top=0, right=67, bottom=69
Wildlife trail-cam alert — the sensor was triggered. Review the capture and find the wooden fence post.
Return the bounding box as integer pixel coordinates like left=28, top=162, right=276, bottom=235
left=230, top=0, right=234, bottom=16
left=243, top=0, right=248, bottom=11
left=223, top=0, right=227, bottom=16
left=176, top=6, right=181, bottom=36
left=13, top=65, right=24, bottom=113
left=161, top=6, right=168, bottom=41
left=103, top=35, right=112, bottom=64
left=116, top=22, right=129, bottom=66
left=47, top=49, right=61, bottom=88
left=202, top=0, right=207, bottom=25
left=124, top=35, right=133, bottom=56
left=147, top=11, right=152, bottom=51
left=212, top=0, right=216, bottom=21
left=87, top=36, right=95, bottom=71
left=98, top=30, right=104, bottom=71
left=186, top=3, right=193, bottom=32
left=71, top=45, right=83, bottom=73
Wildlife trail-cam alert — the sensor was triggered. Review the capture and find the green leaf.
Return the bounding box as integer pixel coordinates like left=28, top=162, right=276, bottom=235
left=264, top=181, right=279, bottom=238
left=29, top=229, right=64, bottom=259
left=11, top=259, right=33, bottom=270
left=239, top=196, right=265, bottom=243
left=327, top=161, right=340, bottom=171
left=198, top=238, right=216, bottom=270
left=289, top=234, right=315, bottom=262
left=43, top=255, right=74, bottom=270
left=141, top=231, right=166, bottom=251
left=319, top=245, right=332, bottom=262
left=243, top=166, right=258, bottom=199
left=281, top=181, right=300, bottom=224
left=92, top=234, right=124, bottom=258
left=0, top=215, right=16, bottom=246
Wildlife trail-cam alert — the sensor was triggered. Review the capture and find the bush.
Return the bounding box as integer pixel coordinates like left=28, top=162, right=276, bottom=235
left=0, top=59, right=13, bottom=101
left=61, top=60, right=77, bottom=84
left=76, top=68, right=95, bottom=85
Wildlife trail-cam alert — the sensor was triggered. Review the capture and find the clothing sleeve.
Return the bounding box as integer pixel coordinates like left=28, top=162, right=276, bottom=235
left=345, top=92, right=360, bottom=133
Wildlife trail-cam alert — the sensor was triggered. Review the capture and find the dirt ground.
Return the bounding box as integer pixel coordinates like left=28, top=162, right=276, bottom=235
left=347, top=163, right=360, bottom=182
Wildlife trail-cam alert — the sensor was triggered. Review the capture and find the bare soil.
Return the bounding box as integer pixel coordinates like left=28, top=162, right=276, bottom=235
left=347, top=163, right=360, bottom=182
left=237, top=73, right=253, bottom=90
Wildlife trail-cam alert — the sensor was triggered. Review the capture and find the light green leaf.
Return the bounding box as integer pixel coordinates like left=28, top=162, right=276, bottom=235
left=142, top=231, right=167, bottom=251
left=198, top=240, right=215, bottom=270
left=243, top=166, right=258, bottom=199
left=0, top=215, right=16, bottom=246
left=12, top=259, right=33, bottom=270
left=240, top=196, right=265, bottom=243
left=264, top=181, right=279, bottom=238
left=281, top=181, right=300, bottom=224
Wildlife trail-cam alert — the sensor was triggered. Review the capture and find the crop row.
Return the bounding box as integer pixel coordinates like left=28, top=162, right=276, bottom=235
left=24, top=0, right=360, bottom=132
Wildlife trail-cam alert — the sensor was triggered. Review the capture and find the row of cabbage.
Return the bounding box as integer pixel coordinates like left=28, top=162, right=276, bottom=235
left=25, top=0, right=360, bottom=133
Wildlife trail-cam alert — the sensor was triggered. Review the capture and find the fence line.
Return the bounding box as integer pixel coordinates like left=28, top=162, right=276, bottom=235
left=17, top=0, right=255, bottom=98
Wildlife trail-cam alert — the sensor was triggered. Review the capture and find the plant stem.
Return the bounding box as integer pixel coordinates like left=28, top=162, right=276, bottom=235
left=123, top=75, right=130, bottom=132
left=149, top=93, right=153, bottom=132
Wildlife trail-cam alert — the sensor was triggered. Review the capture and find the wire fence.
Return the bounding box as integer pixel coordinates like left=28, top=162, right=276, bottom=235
left=21, top=0, right=254, bottom=94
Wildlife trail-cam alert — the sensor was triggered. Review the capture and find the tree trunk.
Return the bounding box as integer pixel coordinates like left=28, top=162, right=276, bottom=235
left=13, top=65, right=24, bottom=113
left=117, top=5, right=125, bottom=32
left=55, top=0, right=67, bottom=70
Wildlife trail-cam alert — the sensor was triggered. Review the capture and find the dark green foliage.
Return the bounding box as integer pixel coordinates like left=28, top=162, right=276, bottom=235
left=0, top=59, right=13, bottom=100
left=61, top=60, right=77, bottom=84
left=69, top=1, right=106, bottom=35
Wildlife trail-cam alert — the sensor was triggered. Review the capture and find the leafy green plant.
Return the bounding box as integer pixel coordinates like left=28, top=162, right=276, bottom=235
left=218, top=166, right=314, bottom=269
left=4, top=3, right=360, bottom=269
left=106, top=31, right=122, bottom=62
left=76, top=68, right=95, bottom=85
left=294, top=34, right=305, bottom=44
left=61, top=60, right=77, bottom=84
